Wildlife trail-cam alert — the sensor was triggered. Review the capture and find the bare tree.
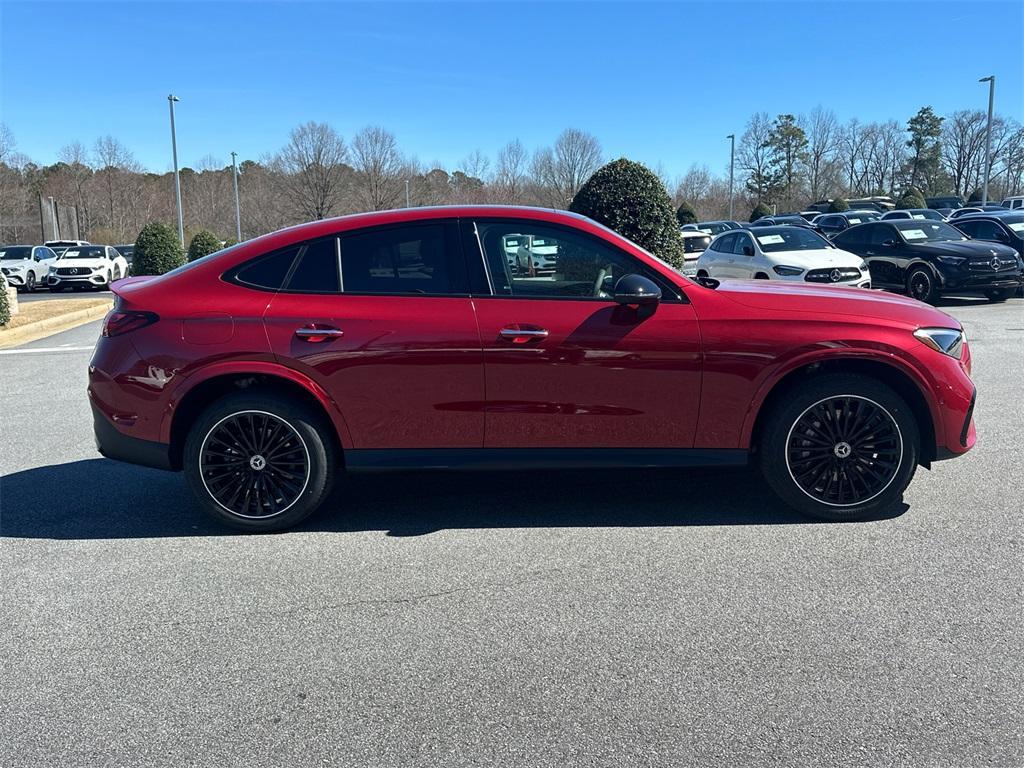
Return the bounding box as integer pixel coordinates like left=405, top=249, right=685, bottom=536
left=803, top=107, right=840, bottom=201
left=350, top=126, right=406, bottom=211
left=92, top=136, right=142, bottom=240
left=494, top=139, right=528, bottom=204
left=674, top=164, right=712, bottom=206
left=737, top=112, right=778, bottom=202
left=0, top=123, right=15, bottom=166
left=532, top=128, right=602, bottom=207
left=271, top=122, right=349, bottom=220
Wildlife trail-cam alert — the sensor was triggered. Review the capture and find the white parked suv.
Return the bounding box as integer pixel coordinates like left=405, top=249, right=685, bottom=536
left=47, top=245, right=129, bottom=292
left=0, top=245, right=59, bottom=292
left=679, top=230, right=712, bottom=276
left=1000, top=196, right=1024, bottom=210
left=695, top=225, right=870, bottom=288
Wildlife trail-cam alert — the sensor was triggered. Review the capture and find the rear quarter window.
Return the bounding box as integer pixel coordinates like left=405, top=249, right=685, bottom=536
left=231, top=246, right=300, bottom=290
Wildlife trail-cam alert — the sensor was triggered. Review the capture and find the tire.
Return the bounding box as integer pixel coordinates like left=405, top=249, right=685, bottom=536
left=25, top=272, right=36, bottom=293
left=184, top=390, right=337, bottom=532
left=906, top=266, right=939, bottom=304
left=985, top=287, right=1014, bottom=302
left=758, top=373, right=919, bottom=522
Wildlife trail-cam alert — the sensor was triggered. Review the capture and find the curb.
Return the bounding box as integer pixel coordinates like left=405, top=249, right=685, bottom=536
left=0, top=301, right=113, bottom=349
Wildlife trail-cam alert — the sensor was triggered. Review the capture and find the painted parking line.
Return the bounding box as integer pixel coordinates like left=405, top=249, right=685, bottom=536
left=0, top=345, right=96, bottom=355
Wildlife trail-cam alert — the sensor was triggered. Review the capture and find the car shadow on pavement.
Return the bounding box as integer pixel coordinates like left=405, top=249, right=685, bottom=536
left=0, top=459, right=908, bottom=540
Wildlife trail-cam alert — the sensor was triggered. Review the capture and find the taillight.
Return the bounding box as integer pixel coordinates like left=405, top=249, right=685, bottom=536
left=102, top=310, right=159, bottom=337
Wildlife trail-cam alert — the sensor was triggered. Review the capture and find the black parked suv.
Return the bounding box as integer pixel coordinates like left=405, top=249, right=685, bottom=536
left=814, top=210, right=881, bottom=238
left=953, top=211, right=1024, bottom=296
left=832, top=219, right=1023, bottom=303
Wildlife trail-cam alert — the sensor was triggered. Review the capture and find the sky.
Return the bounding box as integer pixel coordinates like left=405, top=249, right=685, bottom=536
left=1, top=0, right=1022, bottom=180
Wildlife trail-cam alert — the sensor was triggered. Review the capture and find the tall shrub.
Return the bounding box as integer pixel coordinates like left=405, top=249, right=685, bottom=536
left=0, top=277, right=11, bottom=326
left=828, top=198, right=850, bottom=213
left=187, top=230, right=221, bottom=262
left=133, top=223, right=185, bottom=276
left=569, top=158, right=685, bottom=268
left=675, top=201, right=698, bottom=226
left=750, top=202, right=772, bottom=222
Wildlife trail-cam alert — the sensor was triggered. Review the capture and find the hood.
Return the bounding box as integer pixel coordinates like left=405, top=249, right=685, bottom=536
left=763, top=248, right=863, bottom=269
left=909, top=240, right=1018, bottom=259
left=54, top=258, right=106, bottom=268
left=715, top=279, right=960, bottom=328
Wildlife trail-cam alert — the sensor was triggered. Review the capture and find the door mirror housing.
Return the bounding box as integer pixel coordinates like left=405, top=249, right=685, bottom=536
left=742, top=245, right=754, bottom=256
left=882, top=239, right=897, bottom=248
left=613, top=274, right=661, bottom=306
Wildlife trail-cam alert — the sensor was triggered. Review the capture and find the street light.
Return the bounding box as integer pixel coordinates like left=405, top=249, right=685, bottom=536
left=167, top=95, right=184, bottom=246
left=727, top=134, right=736, bottom=220
left=405, top=179, right=410, bottom=208
left=979, top=75, right=995, bottom=205
left=230, top=151, right=242, bottom=241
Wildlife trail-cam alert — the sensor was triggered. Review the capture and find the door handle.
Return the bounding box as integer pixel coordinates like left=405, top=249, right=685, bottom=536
left=499, top=326, right=548, bottom=343
left=295, top=324, right=344, bottom=342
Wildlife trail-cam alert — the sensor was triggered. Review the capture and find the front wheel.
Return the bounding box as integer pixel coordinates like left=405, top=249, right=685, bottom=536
left=906, top=266, right=939, bottom=304
left=184, top=391, right=337, bottom=532
left=758, top=373, right=919, bottom=521
left=25, top=272, right=37, bottom=292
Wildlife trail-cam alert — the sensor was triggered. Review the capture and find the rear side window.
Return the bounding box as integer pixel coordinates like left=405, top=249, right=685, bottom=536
left=232, top=246, right=300, bottom=290
left=286, top=238, right=341, bottom=293
left=339, top=223, right=464, bottom=295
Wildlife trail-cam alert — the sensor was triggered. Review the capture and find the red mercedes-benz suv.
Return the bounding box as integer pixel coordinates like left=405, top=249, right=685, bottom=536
left=89, top=206, right=976, bottom=531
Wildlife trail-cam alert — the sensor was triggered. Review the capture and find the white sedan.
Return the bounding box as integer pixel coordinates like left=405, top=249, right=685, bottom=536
left=47, top=245, right=130, bottom=292
left=695, top=225, right=871, bottom=288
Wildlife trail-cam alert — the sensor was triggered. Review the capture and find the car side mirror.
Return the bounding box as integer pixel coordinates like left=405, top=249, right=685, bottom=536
left=742, top=245, right=754, bottom=256
left=613, top=274, right=661, bottom=306
left=882, top=239, right=897, bottom=247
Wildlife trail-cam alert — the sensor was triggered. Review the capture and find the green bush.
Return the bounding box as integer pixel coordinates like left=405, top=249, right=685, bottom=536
left=896, top=191, right=926, bottom=210
left=0, top=276, right=10, bottom=327
left=187, top=230, right=222, bottom=262
left=569, top=158, right=685, bottom=268
left=675, top=201, right=698, bottom=226
left=222, top=237, right=239, bottom=248
left=828, top=198, right=850, bottom=213
left=749, top=202, right=772, bottom=222
left=133, top=222, right=185, bottom=276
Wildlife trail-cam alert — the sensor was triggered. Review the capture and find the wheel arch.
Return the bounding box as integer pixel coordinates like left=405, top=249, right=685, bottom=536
left=745, top=355, right=940, bottom=466
left=165, top=365, right=350, bottom=470
left=906, top=259, right=944, bottom=288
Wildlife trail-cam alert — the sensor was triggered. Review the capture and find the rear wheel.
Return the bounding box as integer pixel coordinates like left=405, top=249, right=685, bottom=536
left=184, top=391, right=336, bottom=532
left=906, top=266, right=938, bottom=304
left=758, top=374, right=919, bottom=521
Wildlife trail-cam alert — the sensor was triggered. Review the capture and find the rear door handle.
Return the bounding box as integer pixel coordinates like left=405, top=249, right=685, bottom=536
left=295, top=324, right=344, bottom=342
left=499, top=325, right=548, bottom=343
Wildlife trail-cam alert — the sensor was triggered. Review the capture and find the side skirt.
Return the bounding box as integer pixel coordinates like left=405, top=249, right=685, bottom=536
left=344, top=448, right=749, bottom=473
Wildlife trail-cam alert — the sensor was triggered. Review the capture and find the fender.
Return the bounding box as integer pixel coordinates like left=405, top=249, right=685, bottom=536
left=906, top=258, right=944, bottom=287
left=737, top=344, right=944, bottom=449
left=159, top=359, right=354, bottom=449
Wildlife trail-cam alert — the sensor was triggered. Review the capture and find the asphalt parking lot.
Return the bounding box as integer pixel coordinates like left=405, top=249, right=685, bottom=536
left=2, top=297, right=1022, bottom=767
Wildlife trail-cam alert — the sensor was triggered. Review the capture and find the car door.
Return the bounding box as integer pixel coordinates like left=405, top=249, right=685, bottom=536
left=703, top=233, right=736, bottom=277
left=464, top=217, right=702, bottom=449
left=731, top=232, right=757, bottom=278
left=863, top=223, right=904, bottom=286
left=262, top=220, right=485, bottom=450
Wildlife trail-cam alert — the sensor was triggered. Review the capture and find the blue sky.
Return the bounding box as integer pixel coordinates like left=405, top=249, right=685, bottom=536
left=1, top=1, right=1021, bottom=178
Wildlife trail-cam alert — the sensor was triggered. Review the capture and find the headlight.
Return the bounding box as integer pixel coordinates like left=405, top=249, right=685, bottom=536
left=772, top=265, right=804, bottom=276
left=914, top=327, right=965, bottom=359
left=936, top=254, right=966, bottom=265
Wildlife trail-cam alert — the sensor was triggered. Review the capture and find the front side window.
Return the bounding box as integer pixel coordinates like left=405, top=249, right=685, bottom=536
left=714, top=233, right=737, bottom=253
left=956, top=220, right=1002, bottom=241
left=869, top=225, right=896, bottom=247
left=473, top=219, right=669, bottom=300
left=732, top=233, right=755, bottom=255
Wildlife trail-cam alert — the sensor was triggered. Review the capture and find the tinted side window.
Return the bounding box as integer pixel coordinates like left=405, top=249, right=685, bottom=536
left=733, top=233, right=754, bottom=255
left=959, top=221, right=1001, bottom=241
left=233, top=246, right=300, bottom=290
left=339, top=223, right=462, bottom=295
left=715, top=233, right=737, bottom=253
left=836, top=226, right=865, bottom=247
left=286, top=238, right=341, bottom=293
left=869, top=225, right=895, bottom=246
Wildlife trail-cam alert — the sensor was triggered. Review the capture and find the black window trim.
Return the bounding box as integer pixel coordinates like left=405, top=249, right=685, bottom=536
left=462, top=216, right=687, bottom=304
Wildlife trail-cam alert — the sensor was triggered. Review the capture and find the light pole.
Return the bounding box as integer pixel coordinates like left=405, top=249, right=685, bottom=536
left=230, top=151, right=242, bottom=241
left=979, top=75, right=995, bottom=205
left=167, top=95, right=184, bottom=246
left=727, top=134, right=735, bottom=220
left=405, top=179, right=410, bottom=208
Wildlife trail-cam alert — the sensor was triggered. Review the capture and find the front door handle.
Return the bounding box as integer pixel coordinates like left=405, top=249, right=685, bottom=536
left=499, top=325, right=548, bottom=343
left=295, top=324, right=344, bottom=342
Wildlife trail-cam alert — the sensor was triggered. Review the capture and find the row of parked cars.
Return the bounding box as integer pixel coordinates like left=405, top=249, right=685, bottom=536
left=679, top=198, right=1024, bottom=303
left=0, top=240, right=135, bottom=293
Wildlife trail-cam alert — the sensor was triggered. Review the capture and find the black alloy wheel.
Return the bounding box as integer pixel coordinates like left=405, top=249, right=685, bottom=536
left=785, top=395, right=902, bottom=507
left=199, top=410, right=310, bottom=520
left=907, top=267, right=937, bottom=303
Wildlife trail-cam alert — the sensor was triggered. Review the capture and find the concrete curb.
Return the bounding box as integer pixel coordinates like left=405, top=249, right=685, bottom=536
left=0, top=301, right=112, bottom=349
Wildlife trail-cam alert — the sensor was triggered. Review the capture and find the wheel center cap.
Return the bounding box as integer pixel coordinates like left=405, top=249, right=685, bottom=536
left=249, top=455, right=267, bottom=471
left=833, top=442, right=852, bottom=459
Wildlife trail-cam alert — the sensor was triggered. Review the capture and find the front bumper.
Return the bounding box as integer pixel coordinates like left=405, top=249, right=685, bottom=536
left=49, top=272, right=109, bottom=287
left=2, top=272, right=25, bottom=286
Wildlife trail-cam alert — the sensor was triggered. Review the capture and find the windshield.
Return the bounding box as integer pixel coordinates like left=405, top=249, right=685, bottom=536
left=894, top=221, right=967, bottom=243
left=844, top=212, right=880, bottom=225
left=61, top=247, right=106, bottom=259
left=697, top=222, right=733, bottom=235
left=0, top=246, right=32, bottom=260
left=754, top=227, right=830, bottom=253
left=683, top=236, right=710, bottom=254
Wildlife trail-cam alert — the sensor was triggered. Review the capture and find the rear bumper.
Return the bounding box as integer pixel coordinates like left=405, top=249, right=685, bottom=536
left=91, top=401, right=173, bottom=471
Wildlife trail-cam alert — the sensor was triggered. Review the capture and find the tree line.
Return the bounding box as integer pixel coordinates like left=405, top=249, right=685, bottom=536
left=0, top=102, right=1020, bottom=245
